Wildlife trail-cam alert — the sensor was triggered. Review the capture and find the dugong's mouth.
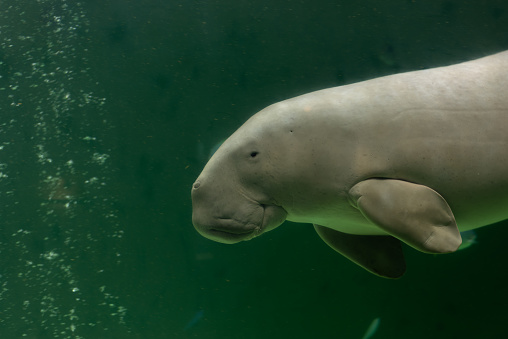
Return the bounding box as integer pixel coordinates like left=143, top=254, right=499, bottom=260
left=206, top=218, right=261, bottom=244
left=194, top=204, right=287, bottom=244
left=193, top=199, right=287, bottom=244
left=209, top=227, right=257, bottom=242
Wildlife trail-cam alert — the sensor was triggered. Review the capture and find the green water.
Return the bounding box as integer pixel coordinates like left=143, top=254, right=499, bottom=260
left=0, top=0, right=507, bottom=338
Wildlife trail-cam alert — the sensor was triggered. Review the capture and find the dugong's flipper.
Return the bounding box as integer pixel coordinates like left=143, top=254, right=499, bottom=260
left=349, top=179, right=462, bottom=253
left=314, top=225, right=406, bottom=278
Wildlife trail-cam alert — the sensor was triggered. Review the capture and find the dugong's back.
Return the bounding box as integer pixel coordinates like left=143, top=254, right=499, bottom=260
left=359, top=51, right=508, bottom=229
left=267, top=51, right=508, bottom=230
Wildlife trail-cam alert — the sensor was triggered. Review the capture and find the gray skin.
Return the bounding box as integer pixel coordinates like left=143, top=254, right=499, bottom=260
left=191, top=51, right=508, bottom=278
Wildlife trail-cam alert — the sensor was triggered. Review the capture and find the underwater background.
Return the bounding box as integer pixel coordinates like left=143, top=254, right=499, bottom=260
left=1, top=0, right=508, bottom=338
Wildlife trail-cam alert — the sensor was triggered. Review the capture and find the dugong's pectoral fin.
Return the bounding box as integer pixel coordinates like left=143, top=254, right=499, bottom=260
left=314, top=225, right=406, bottom=279
left=348, top=179, right=462, bottom=254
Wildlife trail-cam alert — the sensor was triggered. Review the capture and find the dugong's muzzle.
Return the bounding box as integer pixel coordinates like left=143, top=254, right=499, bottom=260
left=191, top=179, right=287, bottom=244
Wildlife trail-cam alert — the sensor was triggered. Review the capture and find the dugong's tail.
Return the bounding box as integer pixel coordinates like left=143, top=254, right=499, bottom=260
left=361, top=317, right=380, bottom=339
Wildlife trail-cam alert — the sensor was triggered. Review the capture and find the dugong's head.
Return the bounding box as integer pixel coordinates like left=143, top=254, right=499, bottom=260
left=191, top=112, right=288, bottom=244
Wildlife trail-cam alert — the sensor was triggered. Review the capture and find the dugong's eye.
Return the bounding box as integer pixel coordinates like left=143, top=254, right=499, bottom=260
left=250, top=151, right=259, bottom=158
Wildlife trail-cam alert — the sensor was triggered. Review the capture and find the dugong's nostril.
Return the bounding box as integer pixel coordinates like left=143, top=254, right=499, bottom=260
left=193, top=181, right=201, bottom=189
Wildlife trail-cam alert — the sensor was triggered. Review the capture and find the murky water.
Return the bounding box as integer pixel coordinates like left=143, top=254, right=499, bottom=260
left=0, top=1, right=126, bottom=337
left=1, top=1, right=508, bottom=338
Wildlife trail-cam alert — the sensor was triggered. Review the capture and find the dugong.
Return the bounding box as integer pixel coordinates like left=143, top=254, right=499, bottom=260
left=191, top=51, right=508, bottom=278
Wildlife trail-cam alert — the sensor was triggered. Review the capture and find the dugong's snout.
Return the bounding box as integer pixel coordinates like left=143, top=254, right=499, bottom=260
left=191, top=179, right=287, bottom=244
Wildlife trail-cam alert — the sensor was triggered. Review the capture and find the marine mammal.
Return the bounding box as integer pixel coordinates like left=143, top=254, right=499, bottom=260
left=191, top=51, right=508, bottom=278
